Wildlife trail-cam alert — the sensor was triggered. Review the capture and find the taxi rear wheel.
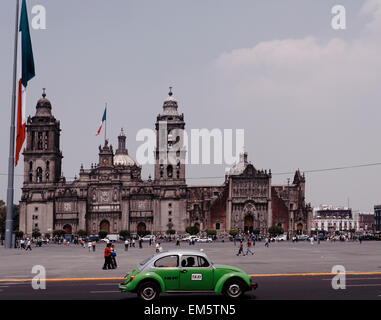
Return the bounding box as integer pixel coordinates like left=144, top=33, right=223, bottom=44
left=137, top=281, right=160, bottom=301
left=223, top=278, right=245, bottom=299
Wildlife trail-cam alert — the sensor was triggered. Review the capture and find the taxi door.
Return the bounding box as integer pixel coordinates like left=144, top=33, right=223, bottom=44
left=151, top=254, right=180, bottom=291
left=179, top=255, right=214, bottom=291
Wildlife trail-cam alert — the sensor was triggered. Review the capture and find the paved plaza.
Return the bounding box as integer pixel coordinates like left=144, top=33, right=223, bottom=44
left=0, top=240, right=380, bottom=280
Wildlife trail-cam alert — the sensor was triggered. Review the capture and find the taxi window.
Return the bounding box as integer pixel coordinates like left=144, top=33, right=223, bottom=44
left=181, top=255, right=210, bottom=268
left=154, top=255, right=179, bottom=268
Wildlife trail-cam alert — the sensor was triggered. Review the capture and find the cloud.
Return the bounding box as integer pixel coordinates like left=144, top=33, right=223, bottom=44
left=212, top=0, right=381, bottom=110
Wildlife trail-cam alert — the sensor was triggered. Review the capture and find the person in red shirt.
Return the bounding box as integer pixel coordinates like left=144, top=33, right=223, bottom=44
left=102, top=243, right=114, bottom=270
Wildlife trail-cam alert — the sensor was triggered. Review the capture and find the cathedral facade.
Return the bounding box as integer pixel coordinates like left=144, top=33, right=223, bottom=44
left=19, top=90, right=312, bottom=237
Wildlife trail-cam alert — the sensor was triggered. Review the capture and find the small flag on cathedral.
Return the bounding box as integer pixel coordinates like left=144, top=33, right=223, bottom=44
left=96, top=107, right=107, bottom=136
left=15, top=0, right=35, bottom=166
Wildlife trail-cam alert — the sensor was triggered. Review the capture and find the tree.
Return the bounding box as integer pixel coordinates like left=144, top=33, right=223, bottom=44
left=98, top=230, right=108, bottom=239
left=14, top=230, right=24, bottom=239
left=0, top=202, right=20, bottom=235
left=53, top=229, right=65, bottom=237
left=185, top=226, right=199, bottom=235
left=253, top=228, right=260, bottom=235
left=206, top=229, right=217, bottom=236
left=166, top=229, right=176, bottom=235
left=44, top=233, right=51, bottom=239
left=268, top=225, right=284, bottom=237
left=32, top=230, right=41, bottom=238
left=229, top=228, right=238, bottom=236
left=77, top=230, right=87, bottom=237
left=119, top=230, right=130, bottom=240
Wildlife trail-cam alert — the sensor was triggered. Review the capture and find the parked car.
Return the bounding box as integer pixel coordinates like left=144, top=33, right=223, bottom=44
left=182, top=235, right=199, bottom=242
left=141, top=235, right=156, bottom=242
left=275, top=234, right=287, bottom=241
left=198, top=237, right=213, bottom=243
left=119, top=249, right=258, bottom=300
left=88, top=235, right=99, bottom=242
left=297, top=234, right=309, bottom=241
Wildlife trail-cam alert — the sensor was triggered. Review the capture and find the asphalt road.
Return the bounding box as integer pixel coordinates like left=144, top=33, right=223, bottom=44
left=1, top=274, right=381, bottom=300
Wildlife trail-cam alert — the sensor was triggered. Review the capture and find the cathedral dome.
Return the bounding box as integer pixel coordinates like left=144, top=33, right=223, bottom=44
left=35, top=89, right=52, bottom=117
left=113, top=128, right=135, bottom=166
left=162, top=87, right=179, bottom=116
left=114, top=153, right=135, bottom=166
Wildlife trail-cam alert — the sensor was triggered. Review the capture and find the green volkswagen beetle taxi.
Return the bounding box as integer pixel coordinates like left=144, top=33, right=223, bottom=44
left=119, top=249, right=257, bottom=300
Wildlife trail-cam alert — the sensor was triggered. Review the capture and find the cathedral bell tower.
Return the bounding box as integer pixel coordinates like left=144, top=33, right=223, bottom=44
left=154, top=88, right=186, bottom=184
left=23, top=90, right=63, bottom=185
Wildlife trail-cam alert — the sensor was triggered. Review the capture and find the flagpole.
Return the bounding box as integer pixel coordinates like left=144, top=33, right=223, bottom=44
left=104, top=103, right=107, bottom=144
left=5, top=0, right=20, bottom=249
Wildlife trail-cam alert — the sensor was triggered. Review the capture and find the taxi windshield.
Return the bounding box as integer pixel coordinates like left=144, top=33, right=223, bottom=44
left=138, top=255, right=155, bottom=270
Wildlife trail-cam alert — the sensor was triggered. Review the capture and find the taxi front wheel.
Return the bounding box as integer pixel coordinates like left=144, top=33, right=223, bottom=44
left=222, top=278, right=245, bottom=299
left=137, top=281, right=160, bottom=301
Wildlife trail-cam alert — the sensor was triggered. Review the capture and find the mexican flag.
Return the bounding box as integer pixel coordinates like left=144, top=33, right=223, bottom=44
left=15, top=0, right=35, bottom=166
left=96, top=107, right=107, bottom=136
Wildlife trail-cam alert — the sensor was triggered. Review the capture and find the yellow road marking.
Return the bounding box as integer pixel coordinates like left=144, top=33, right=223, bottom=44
left=1, top=271, right=381, bottom=283
left=249, top=272, right=381, bottom=277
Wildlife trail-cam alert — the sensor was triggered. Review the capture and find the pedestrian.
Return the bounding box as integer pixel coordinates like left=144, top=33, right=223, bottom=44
left=111, top=244, right=117, bottom=268
left=149, top=238, right=152, bottom=246
left=156, top=242, right=160, bottom=253
left=236, top=240, right=245, bottom=256
left=245, top=239, right=254, bottom=255
left=92, top=240, right=96, bottom=252
left=265, top=238, right=270, bottom=248
left=132, top=238, right=135, bottom=247
left=310, top=237, right=314, bottom=245
left=139, top=237, right=143, bottom=249
left=102, top=243, right=114, bottom=270
left=176, top=238, right=180, bottom=246
left=25, top=239, right=32, bottom=251
left=124, top=238, right=129, bottom=251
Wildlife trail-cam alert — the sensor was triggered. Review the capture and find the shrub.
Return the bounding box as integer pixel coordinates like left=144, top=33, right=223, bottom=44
left=119, top=230, right=130, bottom=240
left=44, top=233, right=51, bottom=239
left=229, top=228, right=238, bottom=236
left=98, top=230, right=108, bottom=239
left=32, top=230, right=41, bottom=238
left=53, top=229, right=66, bottom=237
left=268, top=226, right=284, bottom=237
left=77, top=230, right=87, bottom=237
left=206, top=229, right=217, bottom=236
left=166, top=229, right=176, bottom=235
left=185, top=226, right=199, bottom=235
left=14, top=230, right=24, bottom=239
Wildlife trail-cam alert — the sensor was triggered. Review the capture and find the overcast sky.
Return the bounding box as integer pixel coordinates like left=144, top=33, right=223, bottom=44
left=1, top=0, right=381, bottom=212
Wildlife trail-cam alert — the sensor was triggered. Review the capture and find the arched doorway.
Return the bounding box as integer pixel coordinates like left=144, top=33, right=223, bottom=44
left=63, top=224, right=72, bottom=234
left=297, top=223, right=303, bottom=235
left=137, top=222, right=146, bottom=236
left=194, top=223, right=200, bottom=232
left=100, top=220, right=110, bottom=233
left=244, top=215, right=254, bottom=233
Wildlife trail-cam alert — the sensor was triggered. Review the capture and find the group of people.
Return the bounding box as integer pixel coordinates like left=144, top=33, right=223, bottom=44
left=236, top=239, right=255, bottom=256
left=102, top=243, right=118, bottom=270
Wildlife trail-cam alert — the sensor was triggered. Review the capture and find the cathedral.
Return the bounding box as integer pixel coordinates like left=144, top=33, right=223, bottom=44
left=19, top=89, right=312, bottom=237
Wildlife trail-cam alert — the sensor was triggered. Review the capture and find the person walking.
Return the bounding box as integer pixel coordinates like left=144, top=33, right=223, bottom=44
left=102, top=243, right=114, bottom=270
left=92, top=240, right=96, bottom=252
left=25, top=239, right=32, bottom=251
left=124, top=238, right=129, bottom=251
left=132, top=238, right=135, bottom=247
left=265, top=238, right=270, bottom=248
left=111, top=244, right=117, bottom=268
left=236, top=240, right=245, bottom=256
left=156, top=242, right=160, bottom=253
left=245, top=239, right=254, bottom=255
left=88, top=241, right=92, bottom=252
left=139, top=237, right=143, bottom=249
